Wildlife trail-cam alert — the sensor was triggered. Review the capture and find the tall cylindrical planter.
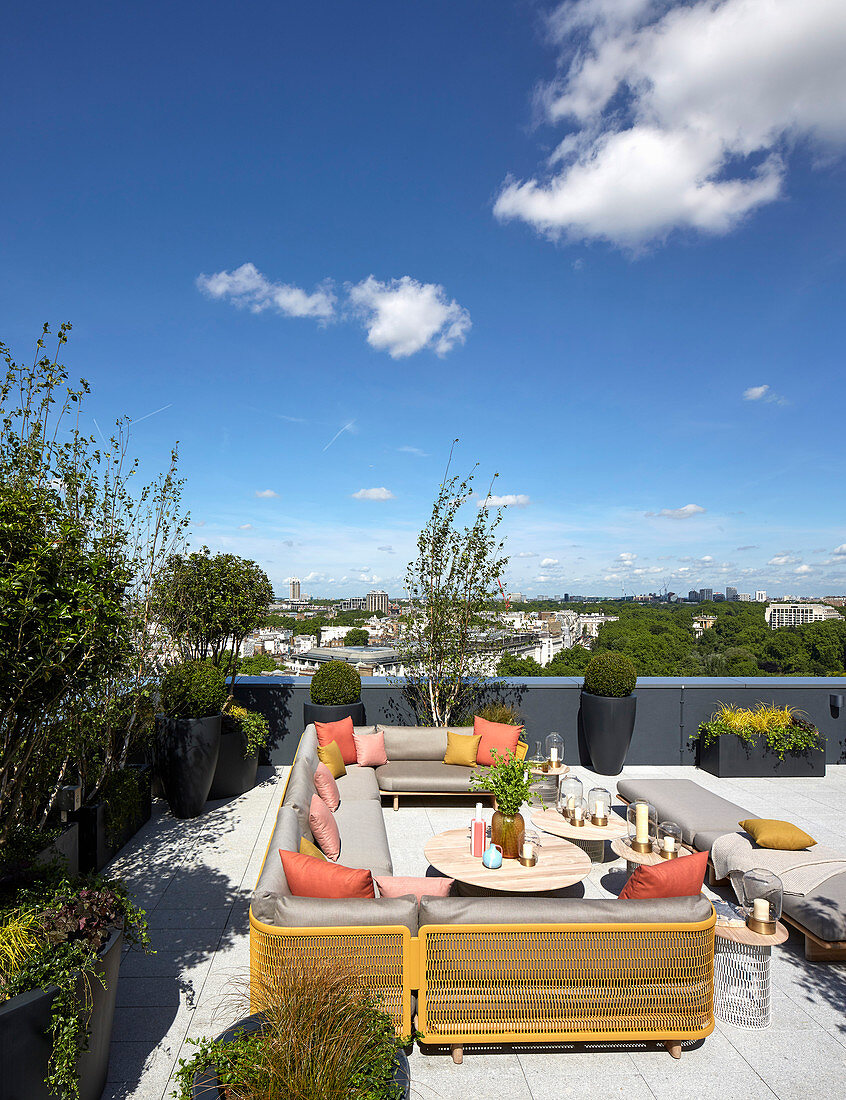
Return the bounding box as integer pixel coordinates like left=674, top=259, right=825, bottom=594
left=209, top=727, right=259, bottom=799
left=155, top=715, right=221, bottom=818
left=580, top=692, right=637, bottom=776
left=302, top=701, right=365, bottom=729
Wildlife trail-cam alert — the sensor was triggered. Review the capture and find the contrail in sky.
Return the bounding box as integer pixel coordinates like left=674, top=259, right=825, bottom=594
left=322, top=419, right=356, bottom=452
left=132, top=403, right=173, bottom=424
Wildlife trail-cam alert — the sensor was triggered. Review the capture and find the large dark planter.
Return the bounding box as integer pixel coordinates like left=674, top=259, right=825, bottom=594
left=580, top=691, right=637, bottom=776
left=302, top=700, right=365, bottom=730
left=0, top=927, right=123, bottom=1100
left=76, top=766, right=153, bottom=873
left=209, top=728, right=259, bottom=799
left=192, top=1013, right=410, bottom=1100
left=697, top=735, right=826, bottom=778
left=154, top=714, right=221, bottom=818
left=36, top=822, right=80, bottom=877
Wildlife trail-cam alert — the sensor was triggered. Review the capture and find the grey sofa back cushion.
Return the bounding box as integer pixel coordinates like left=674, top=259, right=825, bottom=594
left=419, top=894, right=713, bottom=927
left=379, top=725, right=462, bottom=761
left=283, top=729, right=320, bottom=836
left=251, top=804, right=301, bottom=923
left=273, top=895, right=418, bottom=934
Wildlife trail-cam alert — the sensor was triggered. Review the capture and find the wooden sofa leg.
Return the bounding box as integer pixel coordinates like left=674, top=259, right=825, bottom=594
left=393, top=795, right=399, bottom=812
left=663, top=1040, right=681, bottom=1060
left=450, top=1044, right=463, bottom=1064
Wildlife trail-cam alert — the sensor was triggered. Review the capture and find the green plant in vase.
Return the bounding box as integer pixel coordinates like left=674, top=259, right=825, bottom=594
left=469, top=749, right=540, bottom=859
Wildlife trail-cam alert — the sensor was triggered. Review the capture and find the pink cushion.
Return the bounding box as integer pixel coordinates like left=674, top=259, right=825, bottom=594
left=353, top=729, right=388, bottom=767
left=374, top=875, right=454, bottom=901
left=313, top=762, right=340, bottom=811
left=618, top=850, right=708, bottom=900
left=308, top=794, right=340, bottom=860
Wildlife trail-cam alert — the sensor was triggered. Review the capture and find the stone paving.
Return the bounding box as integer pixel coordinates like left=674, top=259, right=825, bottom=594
left=103, top=763, right=846, bottom=1100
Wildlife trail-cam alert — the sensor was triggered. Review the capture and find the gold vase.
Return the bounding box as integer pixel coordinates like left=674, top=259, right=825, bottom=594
left=491, top=811, right=525, bottom=860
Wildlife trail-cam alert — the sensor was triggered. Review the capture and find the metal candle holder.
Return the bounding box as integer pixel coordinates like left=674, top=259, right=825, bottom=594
left=518, top=854, right=538, bottom=867
left=746, top=914, right=776, bottom=936
left=658, top=847, right=679, bottom=860
left=591, top=814, right=608, bottom=828
left=630, top=838, right=652, bottom=854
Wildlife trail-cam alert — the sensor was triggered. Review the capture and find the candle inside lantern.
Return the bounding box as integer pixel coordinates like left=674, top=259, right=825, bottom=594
left=662, top=834, right=675, bottom=853
left=550, top=746, right=559, bottom=765
left=595, top=799, right=606, bottom=819
left=521, top=839, right=535, bottom=860
left=635, top=802, right=649, bottom=843
left=573, top=805, right=584, bottom=824
left=567, top=796, right=575, bottom=818
left=752, top=897, right=769, bottom=922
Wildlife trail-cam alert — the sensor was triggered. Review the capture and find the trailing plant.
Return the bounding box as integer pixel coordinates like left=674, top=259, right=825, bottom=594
left=693, top=702, right=824, bottom=761
left=310, top=660, right=362, bottom=706
left=469, top=748, right=538, bottom=817
left=159, top=660, right=227, bottom=720
left=583, top=651, right=637, bottom=697
left=222, top=705, right=270, bottom=759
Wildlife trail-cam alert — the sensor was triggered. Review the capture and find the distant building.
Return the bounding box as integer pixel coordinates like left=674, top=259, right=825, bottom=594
left=290, top=577, right=300, bottom=600
left=340, top=597, right=367, bottom=611
left=366, top=589, right=389, bottom=614
left=765, top=603, right=840, bottom=629
left=726, top=586, right=738, bottom=601
left=755, top=590, right=767, bottom=602
left=688, top=590, right=699, bottom=602
left=737, top=593, right=752, bottom=601
left=699, top=588, right=713, bottom=602
left=692, top=615, right=717, bottom=638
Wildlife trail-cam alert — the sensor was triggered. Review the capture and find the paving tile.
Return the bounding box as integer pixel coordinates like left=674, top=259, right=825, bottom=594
left=723, top=1025, right=846, bottom=1099
left=410, top=1048, right=533, bottom=1099
left=147, top=906, right=234, bottom=930
left=115, top=975, right=199, bottom=1008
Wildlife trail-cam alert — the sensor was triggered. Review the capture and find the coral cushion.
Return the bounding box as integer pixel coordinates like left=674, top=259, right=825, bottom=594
left=443, top=730, right=481, bottom=766
left=299, top=836, right=326, bottom=861
left=308, top=794, right=341, bottom=860
left=316, top=740, right=346, bottom=779
left=739, top=819, right=816, bottom=850
left=618, top=850, right=709, bottom=900
left=474, top=716, right=523, bottom=766
left=313, top=762, right=340, bottom=811
left=315, top=716, right=357, bottom=765
left=353, top=729, right=388, bottom=767
left=375, top=875, right=454, bottom=901
left=279, top=850, right=375, bottom=899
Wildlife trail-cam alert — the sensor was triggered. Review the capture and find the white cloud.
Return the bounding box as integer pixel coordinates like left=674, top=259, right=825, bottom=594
left=192, top=520, right=205, bottom=527
left=646, top=503, right=706, bottom=519
left=239, top=523, right=253, bottom=530
left=377, top=545, right=396, bottom=554
left=351, top=487, right=396, bottom=501
left=541, top=557, right=559, bottom=567
left=347, top=276, right=471, bottom=358
left=768, top=554, right=796, bottom=565
left=398, top=445, right=429, bottom=457
left=515, top=551, right=539, bottom=558
left=617, top=551, right=637, bottom=561
left=795, top=564, right=813, bottom=574
left=743, top=383, right=789, bottom=405
left=255, top=489, right=279, bottom=499
left=494, top=0, right=846, bottom=248
left=700, top=555, right=714, bottom=562
left=197, top=263, right=336, bottom=319
left=479, top=494, right=531, bottom=509
left=834, top=544, right=846, bottom=556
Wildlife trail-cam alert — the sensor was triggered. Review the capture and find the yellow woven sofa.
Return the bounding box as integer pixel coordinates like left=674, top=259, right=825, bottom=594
left=249, top=726, right=716, bottom=1062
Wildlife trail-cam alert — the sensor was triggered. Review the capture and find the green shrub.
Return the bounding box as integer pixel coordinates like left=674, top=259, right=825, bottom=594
left=159, top=660, right=226, bottom=720
left=475, top=701, right=522, bottom=726
left=238, top=653, right=278, bottom=676
left=310, top=661, right=361, bottom=706
left=583, top=652, right=637, bottom=697
left=223, top=705, right=270, bottom=759
left=693, top=702, right=824, bottom=761
left=101, top=768, right=147, bottom=846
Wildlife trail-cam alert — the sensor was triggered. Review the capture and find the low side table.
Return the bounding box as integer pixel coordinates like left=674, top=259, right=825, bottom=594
left=610, top=836, right=671, bottom=875
left=713, top=920, right=788, bottom=1030
left=533, top=808, right=627, bottom=863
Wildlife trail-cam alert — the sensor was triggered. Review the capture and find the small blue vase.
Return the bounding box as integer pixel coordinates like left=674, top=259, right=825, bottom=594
left=482, top=843, right=503, bottom=869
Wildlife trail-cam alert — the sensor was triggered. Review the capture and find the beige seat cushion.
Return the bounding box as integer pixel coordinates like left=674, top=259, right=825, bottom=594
left=375, top=760, right=477, bottom=793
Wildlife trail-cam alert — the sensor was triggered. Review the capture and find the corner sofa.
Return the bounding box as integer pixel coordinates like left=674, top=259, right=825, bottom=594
left=250, top=725, right=716, bottom=1061
left=617, top=777, right=846, bottom=962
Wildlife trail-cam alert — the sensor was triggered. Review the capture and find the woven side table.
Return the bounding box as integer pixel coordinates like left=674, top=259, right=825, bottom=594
left=713, top=920, right=788, bottom=1029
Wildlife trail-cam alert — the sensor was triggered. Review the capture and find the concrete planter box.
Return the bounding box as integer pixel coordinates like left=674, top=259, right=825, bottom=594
left=209, top=729, right=259, bottom=799
left=697, top=735, right=826, bottom=778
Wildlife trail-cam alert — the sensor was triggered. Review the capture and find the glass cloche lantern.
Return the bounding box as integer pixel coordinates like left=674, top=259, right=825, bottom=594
left=569, top=796, right=588, bottom=828
left=627, top=799, right=656, bottom=853
left=588, top=787, right=612, bottom=826
left=558, top=775, right=583, bottom=819
left=657, top=821, right=682, bottom=860
left=743, top=869, right=783, bottom=935
left=545, top=732, right=564, bottom=769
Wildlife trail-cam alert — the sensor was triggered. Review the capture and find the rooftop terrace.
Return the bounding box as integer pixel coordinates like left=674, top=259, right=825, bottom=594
left=103, top=763, right=846, bottom=1100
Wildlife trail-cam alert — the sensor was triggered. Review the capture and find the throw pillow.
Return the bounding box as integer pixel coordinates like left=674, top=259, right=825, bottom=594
left=474, top=715, right=523, bottom=766
left=313, top=761, right=340, bottom=811
left=353, top=728, right=388, bottom=767
left=309, top=794, right=341, bottom=860
left=375, top=875, right=454, bottom=902
left=279, top=849, right=375, bottom=899
left=299, top=836, right=327, bottom=861
left=443, top=730, right=482, bottom=767
left=315, top=716, right=357, bottom=765
left=316, top=740, right=346, bottom=779
left=739, top=819, right=816, bottom=850
left=514, top=741, right=528, bottom=761
left=618, top=850, right=708, bottom=900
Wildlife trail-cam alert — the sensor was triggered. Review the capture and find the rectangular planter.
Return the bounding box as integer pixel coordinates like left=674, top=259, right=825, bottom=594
left=76, top=765, right=153, bottom=873
left=697, top=735, right=826, bottom=778
left=35, top=821, right=79, bottom=877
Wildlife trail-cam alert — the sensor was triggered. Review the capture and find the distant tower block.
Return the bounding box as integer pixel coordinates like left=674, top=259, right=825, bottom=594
left=366, top=589, right=389, bottom=614
left=290, top=577, right=301, bottom=600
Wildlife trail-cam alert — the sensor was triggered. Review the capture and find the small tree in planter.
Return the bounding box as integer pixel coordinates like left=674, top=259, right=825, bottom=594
left=304, top=661, right=364, bottom=728
left=580, top=652, right=638, bottom=775
left=155, top=661, right=226, bottom=818
left=209, top=705, right=270, bottom=800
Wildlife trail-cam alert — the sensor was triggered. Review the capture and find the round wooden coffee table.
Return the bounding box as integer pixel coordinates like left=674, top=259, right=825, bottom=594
left=532, top=807, right=627, bottom=862
left=424, top=827, right=591, bottom=894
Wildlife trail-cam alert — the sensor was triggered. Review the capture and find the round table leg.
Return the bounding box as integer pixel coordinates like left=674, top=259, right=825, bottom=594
left=567, top=837, right=605, bottom=863
left=714, top=939, right=772, bottom=1029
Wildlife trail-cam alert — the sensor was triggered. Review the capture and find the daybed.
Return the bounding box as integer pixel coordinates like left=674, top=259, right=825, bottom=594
left=250, top=725, right=716, bottom=1061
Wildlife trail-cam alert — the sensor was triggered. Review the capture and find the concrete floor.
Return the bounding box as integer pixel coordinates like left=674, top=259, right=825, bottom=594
left=102, top=763, right=846, bottom=1100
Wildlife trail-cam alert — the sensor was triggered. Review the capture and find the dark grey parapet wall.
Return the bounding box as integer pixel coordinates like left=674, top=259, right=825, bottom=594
left=233, top=676, right=846, bottom=768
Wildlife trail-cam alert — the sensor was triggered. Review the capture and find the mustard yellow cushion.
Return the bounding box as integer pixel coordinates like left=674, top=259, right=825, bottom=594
left=299, top=836, right=327, bottom=861
left=514, top=741, right=528, bottom=761
left=316, top=740, right=346, bottom=779
left=443, top=730, right=482, bottom=767
left=740, top=819, right=815, bottom=850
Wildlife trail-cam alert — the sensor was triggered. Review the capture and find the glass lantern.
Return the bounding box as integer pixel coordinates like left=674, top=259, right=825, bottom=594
left=519, top=829, right=541, bottom=867
left=657, top=821, right=682, bottom=860
left=743, top=868, right=783, bottom=934
left=545, top=732, right=564, bottom=769
left=569, top=796, right=588, bottom=828
left=627, top=799, right=656, bottom=853
left=588, top=787, right=612, bottom=826
left=558, top=775, right=583, bottom=819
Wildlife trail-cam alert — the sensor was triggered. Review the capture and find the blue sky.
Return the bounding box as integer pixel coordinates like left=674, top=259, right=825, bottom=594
left=3, top=0, right=846, bottom=598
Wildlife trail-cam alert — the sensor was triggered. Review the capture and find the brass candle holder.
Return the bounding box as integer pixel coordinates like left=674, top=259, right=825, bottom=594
left=591, top=814, right=608, bottom=828
left=746, top=914, right=776, bottom=936
left=518, top=853, right=538, bottom=867
left=658, top=846, right=679, bottom=860
left=630, top=838, right=652, bottom=854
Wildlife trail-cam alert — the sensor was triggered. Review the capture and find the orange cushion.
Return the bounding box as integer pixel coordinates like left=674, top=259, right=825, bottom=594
left=375, top=875, right=454, bottom=901
left=618, top=850, right=709, bottom=900
left=474, top=715, right=523, bottom=766
left=308, top=795, right=340, bottom=860
left=313, top=762, right=340, bottom=811
left=279, top=849, right=375, bottom=899
left=315, top=716, right=357, bottom=765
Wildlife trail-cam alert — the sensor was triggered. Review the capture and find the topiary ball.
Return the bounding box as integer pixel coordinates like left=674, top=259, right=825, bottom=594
left=160, top=660, right=227, bottom=719
left=583, top=652, right=637, bottom=698
left=310, top=660, right=362, bottom=705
